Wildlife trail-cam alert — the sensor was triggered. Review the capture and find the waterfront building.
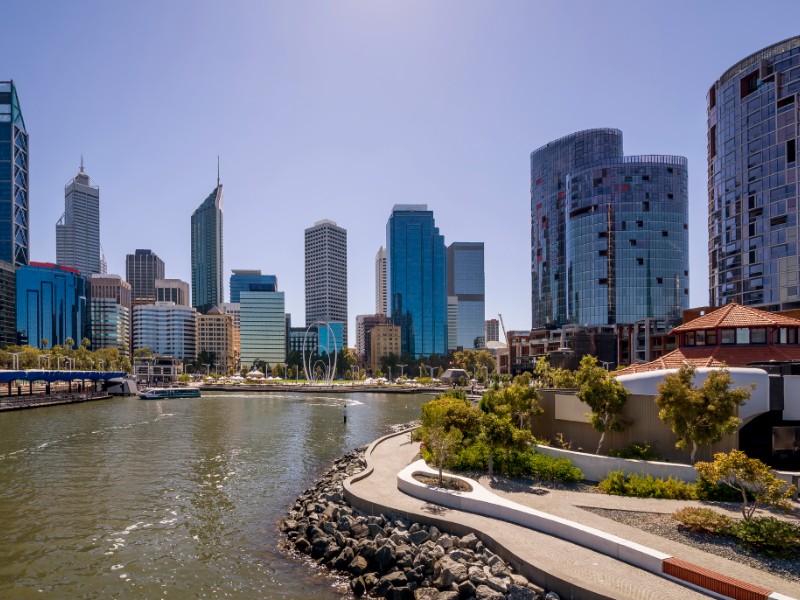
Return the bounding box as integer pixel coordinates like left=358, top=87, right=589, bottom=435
left=485, top=318, right=500, bottom=344
left=531, top=129, right=689, bottom=328
left=708, top=36, right=800, bottom=310
left=191, top=182, right=224, bottom=314
left=155, top=278, right=190, bottom=306
left=305, top=219, right=348, bottom=345
left=317, top=321, right=344, bottom=355
left=132, top=301, right=197, bottom=361
left=126, top=249, right=165, bottom=306
left=197, top=307, right=235, bottom=374
left=0, top=80, right=29, bottom=267
left=16, top=262, right=88, bottom=349
left=89, top=274, right=131, bottom=357
left=0, top=260, right=15, bottom=347
left=240, top=290, right=285, bottom=368
left=288, top=326, right=318, bottom=355
left=218, top=302, right=241, bottom=363
left=369, top=324, right=401, bottom=372
left=56, top=161, right=101, bottom=275
left=355, top=314, right=390, bottom=362
left=375, top=246, right=387, bottom=316
left=447, top=242, right=485, bottom=350
left=230, top=269, right=276, bottom=303
left=386, top=204, right=447, bottom=357
left=133, top=356, right=183, bottom=385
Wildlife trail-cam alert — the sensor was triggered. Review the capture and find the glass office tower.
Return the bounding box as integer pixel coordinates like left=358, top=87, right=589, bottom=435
left=229, top=269, right=277, bottom=303
left=531, top=129, right=689, bottom=327
left=191, top=183, right=224, bottom=314
left=447, top=242, right=485, bottom=349
left=386, top=204, right=447, bottom=357
left=708, top=36, right=800, bottom=309
left=56, top=161, right=101, bottom=275
left=239, top=290, right=286, bottom=368
left=0, top=80, right=29, bottom=267
left=126, top=249, right=165, bottom=306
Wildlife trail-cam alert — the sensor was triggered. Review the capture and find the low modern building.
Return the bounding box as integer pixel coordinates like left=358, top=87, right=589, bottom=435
left=132, top=301, right=197, bottom=361
left=155, top=279, right=190, bottom=306
left=355, top=314, right=390, bottom=362
left=369, top=324, right=401, bottom=371
left=288, top=326, right=318, bottom=355
left=197, top=307, right=235, bottom=374
left=133, top=355, right=183, bottom=385
left=240, top=290, right=285, bottom=368
left=89, top=274, right=131, bottom=357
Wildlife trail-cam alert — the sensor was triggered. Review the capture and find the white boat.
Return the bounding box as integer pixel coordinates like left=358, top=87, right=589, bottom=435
left=138, top=387, right=201, bottom=400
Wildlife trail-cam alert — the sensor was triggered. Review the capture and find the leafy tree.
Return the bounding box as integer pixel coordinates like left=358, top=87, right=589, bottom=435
left=64, top=337, right=75, bottom=353
left=337, top=347, right=358, bottom=378
left=134, top=347, right=153, bottom=358
left=656, top=364, right=750, bottom=463
left=481, top=412, right=533, bottom=472
left=81, top=337, right=91, bottom=349
left=374, top=368, right=383, bottom=379
left=576, top=355, right=631, bottom=454
left=453, top=349, right=495, bottom=376
left=695, top=450, right=797, bottom=520
left=40, top=338, right=49, bottom=350
left=479, top=374, right=543, bottom=430
left=178, top=373, right=190, bottom=384
left=533, top=356, right=578, bottom=388
left=425, top=422, right=463, bottom=486
left=419, top=395, right=481, bottom=485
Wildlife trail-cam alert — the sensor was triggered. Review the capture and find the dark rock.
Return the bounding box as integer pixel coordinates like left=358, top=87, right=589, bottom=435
left=363, top=572, right=380, bottom=589
left=489, top=561, right=508, bottom=578
left=381, top=570, right=408, bottom=587
left=475, top=584, right=504, bottom=600
left=370, top=523, right=388, bottom=538
left=357, top=538, right=377, bottom=560
left=352, top=576, right=367, bottom=597
left=507, top=583, right=542, bottom=600
left=390, top=587, right=414, bottom=600
left=410, top=529, right=430, bottom=545
left=457, top=579, right=476, bottom=599
left=280, top=518, right=297, bottom=532
left=349, top=555, right=369, bottom=575
left=333, top=545, right=355, bottom=570
left=447, top=549, right=473, bottom=563
left=434, top=556, right=468, bottom=587
left=375, top=543, right=397, bottom=572
left=310, top=537, right=330, bottom=558
left=294, top=537, right=311, bottom=553
left=374, top=578, right=394, bottom=597
left=351, top=523, right=370, bottom=539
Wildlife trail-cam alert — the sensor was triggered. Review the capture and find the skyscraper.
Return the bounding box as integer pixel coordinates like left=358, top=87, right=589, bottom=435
left=0, top=80, right=29, bottom=267
left=56, top=160, right=101, bottom=275
left=386, top=204, right=447, bottom=357
left=191, top=181, right=224, bottom=314
left=126, top=249, right=165, bottom=306
left=447, top=242, right=485, bottom=350
left=531, top=129, right=689, bottom=328
left=484, top=319, right=500, bottom=344
left=89, top=274, right=131, bottom=357
left=230, top=269, right=277, bottom=303
left=304, top=219, right=348, bottom=345
left=708, top=36, right=800, bottom=310
left=375, top=246, right=387, bottom=316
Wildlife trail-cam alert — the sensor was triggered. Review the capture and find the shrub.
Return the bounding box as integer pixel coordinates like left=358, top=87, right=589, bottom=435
left=608, top=442, right=660, bottom=461
left=694, top=476, right=753, bottom=502
left=728, top=517, right=800, bottom=557
left=526, top=452, right=583, bottom=483
left=598, top=470, right=696, bottom=499
left=672, top=507, right=732, bottom=534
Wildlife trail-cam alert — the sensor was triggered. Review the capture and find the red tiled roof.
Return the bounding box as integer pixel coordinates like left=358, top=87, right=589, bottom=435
left=615, top=345, right=800, bottom=375
left=671, top=302, right=800, bottom=333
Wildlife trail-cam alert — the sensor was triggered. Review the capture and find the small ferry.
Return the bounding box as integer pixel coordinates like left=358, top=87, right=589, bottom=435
left=138, top=387, right=202, bottom=400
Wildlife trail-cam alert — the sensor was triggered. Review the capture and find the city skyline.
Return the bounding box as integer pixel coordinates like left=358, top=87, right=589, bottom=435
left=4, top=3, right=800, bottom=336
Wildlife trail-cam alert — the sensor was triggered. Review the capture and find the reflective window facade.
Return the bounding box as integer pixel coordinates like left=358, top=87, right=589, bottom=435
left=447, top=242, right=485, bottom=349
left=126, top=249, right=165, bottom=306
left=708, top=36, right=800, bottom=310
left=386, top=205, right=447, bottom=357
left=317, top=321, right=344, bottom=355
left=0, top=81, right=29, bottom=267
left=90, top=274, right=132, bottom=357
left=16, top=263, right=88, bottom=349
left=132, top=302, right=197, bottom=360
left=191, top=184, right=224, bottom=314
left=230, top=270, right=277, bottom=303
left=239, top=290, right=285, bottom=368
left=531, top=129, right=689, bottom=327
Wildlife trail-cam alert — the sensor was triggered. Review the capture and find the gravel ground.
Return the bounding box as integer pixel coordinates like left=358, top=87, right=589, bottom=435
left=581, top=506, right=800, bottom=584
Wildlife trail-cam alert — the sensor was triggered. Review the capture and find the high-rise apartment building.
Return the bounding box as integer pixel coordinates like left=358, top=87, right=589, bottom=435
left=0, top=260, right=16, bottom=347
left=355, top=314, right=390, bottom=361
left=197, top=307, right=235, bottom=374
left=132, top=301, right=197, bottom=360
left=126, top=249, right=165, bottom=306
left=447, top=242, right=485, bottom=350
left=375, top=246, right=387, bottom=316
left=386, top=205, right=447, bottom=357
left=531, top=129, right=689, bottom=328
left=56, top=161, right=101, bottom=275
left=230, top=270, right=276, bottom=303
left=305, top=219, right=348, bottom=345
left=191, top=182, right=224, bottom=314
left=369, top=324, right=401, bottom=372
left=0, top=81, right=28, bottom=268
left=155, top=279, right=190, bottom=306
left=240, top=290, right=286, bottom=368
left=484, top=319, right=500, bottom=344
left=708, top=36, right=800, bottom=310
left=89, top=274, right=131, bottom=356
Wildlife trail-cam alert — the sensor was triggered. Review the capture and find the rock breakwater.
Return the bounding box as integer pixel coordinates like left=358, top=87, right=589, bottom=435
left=280, top=444, right=552, bottom=600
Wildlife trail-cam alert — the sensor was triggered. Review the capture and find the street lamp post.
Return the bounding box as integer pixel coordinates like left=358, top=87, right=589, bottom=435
left=10, top=352, right=23, bottom=370
left=37, top=355, right=51, bottom=369
left=398, top=364, right=407, bottom=379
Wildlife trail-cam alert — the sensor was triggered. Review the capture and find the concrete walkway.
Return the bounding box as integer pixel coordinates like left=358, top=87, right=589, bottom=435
left=346, top=431, right=800, bottom=600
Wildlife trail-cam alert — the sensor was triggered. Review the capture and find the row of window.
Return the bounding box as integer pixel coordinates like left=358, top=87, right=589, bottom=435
left=683, top=326, right=799, bottom=346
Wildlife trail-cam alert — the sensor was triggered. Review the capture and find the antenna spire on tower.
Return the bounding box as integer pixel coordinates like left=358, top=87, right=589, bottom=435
left=217, top=155, right=220, bottom=187
left=80, top=154, right=84, bottom=174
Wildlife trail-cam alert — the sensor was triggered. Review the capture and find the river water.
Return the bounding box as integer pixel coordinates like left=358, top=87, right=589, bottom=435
left=0, top=390, right=431, bottom=599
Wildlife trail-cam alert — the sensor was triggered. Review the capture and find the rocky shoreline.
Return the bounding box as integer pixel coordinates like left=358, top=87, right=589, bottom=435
left=280, top=443, right=555, bottom=600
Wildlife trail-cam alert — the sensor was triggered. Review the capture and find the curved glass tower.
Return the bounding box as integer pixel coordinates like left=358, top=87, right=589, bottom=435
left=708, top=36, right=800, bottom=310
left=191, top=183, right=224, bottom=314
left=531, top=129, right=689, bottom=328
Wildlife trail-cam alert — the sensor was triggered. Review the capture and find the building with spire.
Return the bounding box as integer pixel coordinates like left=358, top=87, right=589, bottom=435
left=191, top=167, right=224, bottom=314
left=56, top=159, right=101, bottom=276
left=0, top=80, right=29, bottom=267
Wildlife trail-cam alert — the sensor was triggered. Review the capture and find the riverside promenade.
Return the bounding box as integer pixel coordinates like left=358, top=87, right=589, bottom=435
left=345, top=430, right=800, bottom=600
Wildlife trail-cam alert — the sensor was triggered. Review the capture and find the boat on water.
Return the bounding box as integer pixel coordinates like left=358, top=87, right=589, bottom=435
left=138, top=387, right=202, bottom=400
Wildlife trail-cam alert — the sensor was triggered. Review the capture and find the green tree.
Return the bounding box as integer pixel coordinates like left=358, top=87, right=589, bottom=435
left=695, top=450, right=797, bottom=519
left=656, top=364, right=750, bottom=463
left=134, top=347, right=153, bottom=358
left=479, top=374, right=543, bottom=430
left=81, top=337, right=91, bottom=350
left=337, top=347, right=358, bottom=378
left=576, top=355, right=631, bottom=454
left=374, top=368, right=383, bottom=379
left=178, top=373, right=190, bottom=384
left=481, top=412, right=533, bottom=473
left=453, top=349, right=495, bottom=376
left=64, top=337, right=75, bottom=353
left=40, top=337, right=49, bottom=350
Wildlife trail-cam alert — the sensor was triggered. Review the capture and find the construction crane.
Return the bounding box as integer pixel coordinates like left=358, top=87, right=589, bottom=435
left=497, top=313, right=507, bottom=339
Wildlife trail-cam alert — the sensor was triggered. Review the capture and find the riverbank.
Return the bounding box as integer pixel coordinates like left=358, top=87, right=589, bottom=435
left=0, top=391, right=112, bottom=411
left=203, top=383, right=444, bottom=395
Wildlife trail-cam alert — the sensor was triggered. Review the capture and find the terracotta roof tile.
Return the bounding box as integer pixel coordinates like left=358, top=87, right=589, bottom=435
left=670, top=302, right=800, bottom=333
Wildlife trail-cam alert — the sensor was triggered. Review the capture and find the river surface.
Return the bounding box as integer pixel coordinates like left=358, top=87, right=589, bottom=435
left=0, top=391, right=431, bottom=599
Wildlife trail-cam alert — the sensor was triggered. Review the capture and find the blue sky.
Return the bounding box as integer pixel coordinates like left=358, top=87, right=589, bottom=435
left=3, top=1, right=800, bottom=337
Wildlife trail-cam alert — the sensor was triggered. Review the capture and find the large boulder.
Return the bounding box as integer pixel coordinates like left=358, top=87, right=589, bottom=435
left=375, top=543, right=397, bottom=572
left=433, top=556, right=468, bottom=588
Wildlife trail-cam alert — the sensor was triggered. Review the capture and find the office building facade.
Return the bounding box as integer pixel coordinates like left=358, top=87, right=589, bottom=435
left=230, top=269, right=276, bottom=303
left=126, top=249, right=165, bottom=306
left=0, top=260, right=15, bottom=347
left=156, top=278, right=190, bottom=306
left=369, top=324, right=401, bottom=371
left=355, top=313, right=390, bottom=361
left=531, top=129, right=689, bottom=328
left=485, top=318, right=500, bottom=344
left=240, top=290, right=285, bottom=368
left=197, top=307, right=235, bottom=374
left=304, top=219, right=348, bottom=345
left=317, top=321, right=344, bottom=355
left=132, top=301, right=197, bottom=360
left=447, top=242, right=485, bottom=350
left=89, top=274, right=131, bottom=356
left=386, top=204, right=447, bottom=357
left=708, top=36, right=800, bottom=310
left=0, top=81, right=29, bottom=267
left=191, top=183, right=224, bottom=313
left=375, top=246, right=387, bottom=315
left=56, top=162, right=101, bottom=275
left=16, top=262, right=88, bottom=349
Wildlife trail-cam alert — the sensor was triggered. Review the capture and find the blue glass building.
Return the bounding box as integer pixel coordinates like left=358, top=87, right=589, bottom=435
left=708, top=36, right=800, bottom=310
left=16, top=262, right=88, bottom=349
left=317, top=321, right=344, bottom=355
left=0, top=81, right=29, bottom=267
left=386, top=204, right=447, bottom=357
left=230, top=269, right=277, bottom=303
left=191, top=183, right=224, bottom=314
left=447, top=242, right=485, bottom=349
left=531, top=129, right=689, bottom=327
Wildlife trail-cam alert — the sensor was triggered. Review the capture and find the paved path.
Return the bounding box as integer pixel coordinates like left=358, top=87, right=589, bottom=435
left=348, top=431, right=799, bottom=600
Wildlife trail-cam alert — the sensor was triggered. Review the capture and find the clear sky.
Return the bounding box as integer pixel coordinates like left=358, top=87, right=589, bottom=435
left=3, top=1, right=800, bottom=339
